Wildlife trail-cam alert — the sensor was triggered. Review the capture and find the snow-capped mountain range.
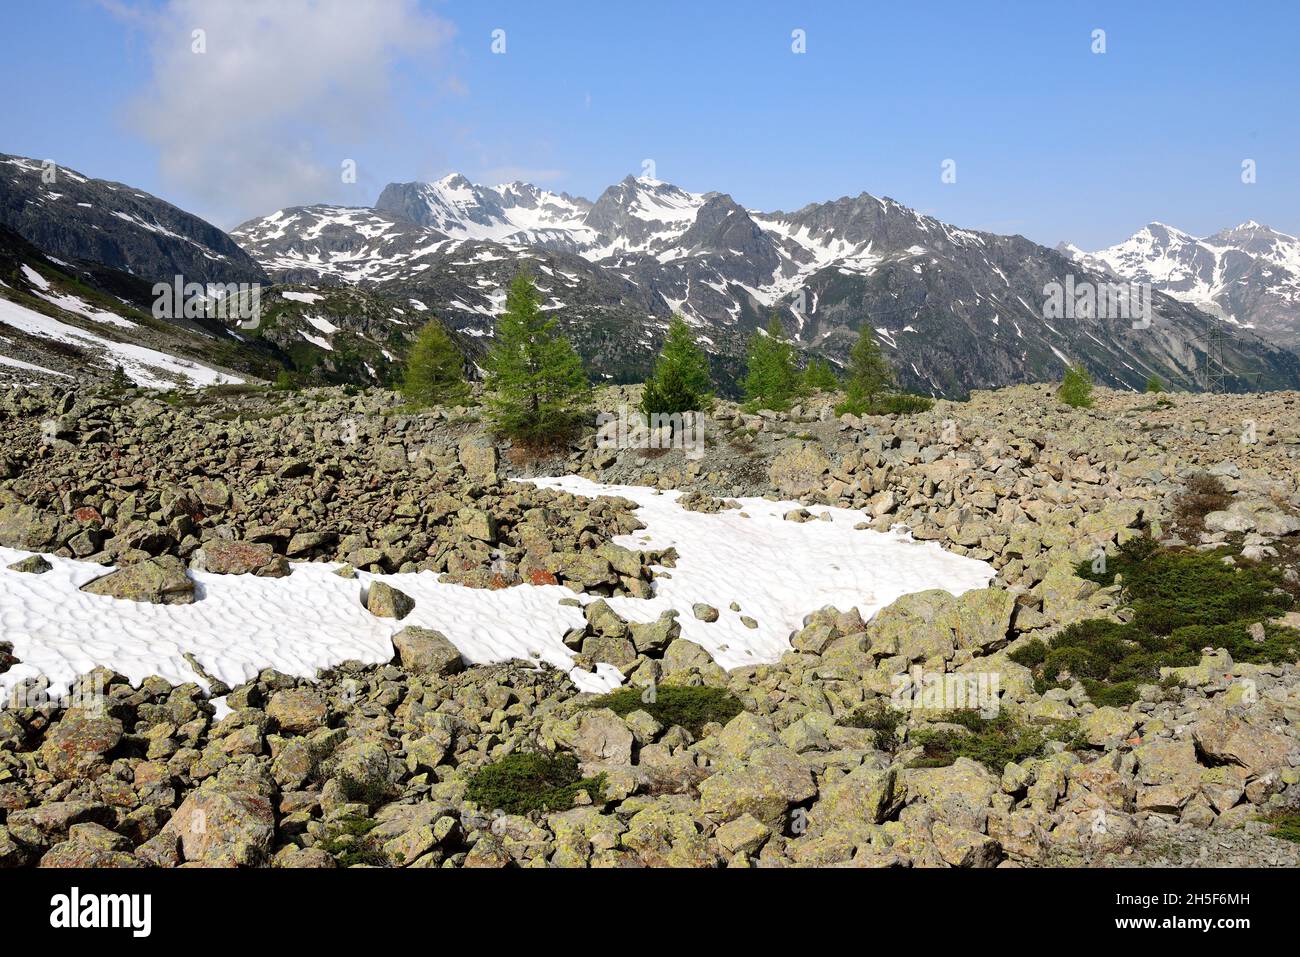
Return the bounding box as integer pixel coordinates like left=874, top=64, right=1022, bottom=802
left=232, top=172, right=1300, bottom=396
left=1060, top=221, right=1300, bottom=349
left=3, top=151, right=1298, bottom=396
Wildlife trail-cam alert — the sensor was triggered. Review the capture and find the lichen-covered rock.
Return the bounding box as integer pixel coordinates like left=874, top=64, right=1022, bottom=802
left=162, top=789, right=276, bottom=866
left=366, top=581, right=414, bottom=619
left=192, top=539, right=288, bottom=577
left=39, top=709, right=123, bottom=780
left=391, top=626, right=464, bottom=676
left=81, top=555, right=194, bottom=604
left=769, top=444, right=831, bottom=497
left=6, top=554, right=52, bottom=574
left=699, top=746, right=816, bottom=828
left=330, top=741, right=397, bottom=806
left=558, top=709, right=634, bottom=766
left=1192, top=711, right=1297, bottom=779
left=0, top=503, right=65, bottom=551
left=265, top=689, right=327, bottom=734
left=809, top=764, right=901, bottom=832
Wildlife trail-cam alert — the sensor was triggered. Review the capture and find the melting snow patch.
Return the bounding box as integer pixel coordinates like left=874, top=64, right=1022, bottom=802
left=527, top=478, right=995, bottom=669
left=0, top=478, right=995, bottom=702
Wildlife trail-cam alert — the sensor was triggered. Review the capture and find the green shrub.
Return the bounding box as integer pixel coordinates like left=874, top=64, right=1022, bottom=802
left=465, top=752, right=606, bottom=815
left=1013, top=539, right=1299, bottom=706
left=1144, top=374, right=1164, bottom=393
left=909, top=712, right=1050, bottom=771
left=588, top=684, right=743, bottom=736
left=875, top=393, right=934, bottom=414
left=835, top=392, right=934, bottom=417
left=1058, top=364, right=1094, bottom=408
left=843, top=701, right=905, bottom=753
left=1171, top=472, right=1231, bottom=533
left=317, top=815, right=385, bottom=867
left=1263, top=811, right=1300, bottom=843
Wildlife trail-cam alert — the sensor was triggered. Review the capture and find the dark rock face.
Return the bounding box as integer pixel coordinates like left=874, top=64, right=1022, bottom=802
left=0, top=154, right=266, bottom=286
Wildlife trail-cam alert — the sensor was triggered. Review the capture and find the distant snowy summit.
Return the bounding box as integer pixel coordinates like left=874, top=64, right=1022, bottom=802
left=1060, top=222, right=1300, bottom=349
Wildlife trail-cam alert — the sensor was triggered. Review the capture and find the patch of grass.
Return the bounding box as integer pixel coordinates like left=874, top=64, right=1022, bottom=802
left=317, top=815, right=385, bottom=867
left=908, top=711, right=1054, bottom=771
left=465, top=752, right=606, bottom=815
left=1011, top=537, right=1299, bottom=706
left=1262, top=811, right=1300, bottom=843
left=588, top=684, right=744, bottom=736
left=835, top=392, right=934, bottom=417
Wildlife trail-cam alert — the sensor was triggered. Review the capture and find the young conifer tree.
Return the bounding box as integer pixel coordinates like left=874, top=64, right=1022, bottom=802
left=484, top=272, right=590, bottom=442
left=741, top=314, right=798, bottom=409
left=641, top=314, right=714, bottom=417
left=844, top=324, right=894, bottom=409
left=401, top=320, right=469, bottom=407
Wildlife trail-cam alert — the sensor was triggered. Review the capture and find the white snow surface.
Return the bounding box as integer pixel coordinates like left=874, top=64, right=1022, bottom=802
left=0, top=478, right=994, bottom=703
left=0, top=296, right=240, bottom=387
left=527, top=478, right=995, bottom=668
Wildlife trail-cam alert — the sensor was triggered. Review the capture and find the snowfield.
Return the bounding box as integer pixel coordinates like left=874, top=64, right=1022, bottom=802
left=0, top=295, right=242, bottom=388
left=0, top=479, right=994, bottom=704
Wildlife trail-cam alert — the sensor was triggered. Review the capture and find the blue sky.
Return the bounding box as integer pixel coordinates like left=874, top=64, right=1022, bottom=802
left=3, top=0, right=1297, bottom=247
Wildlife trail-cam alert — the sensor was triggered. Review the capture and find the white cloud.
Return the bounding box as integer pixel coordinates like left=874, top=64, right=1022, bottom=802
left=117, top=0, right=452, bottom=227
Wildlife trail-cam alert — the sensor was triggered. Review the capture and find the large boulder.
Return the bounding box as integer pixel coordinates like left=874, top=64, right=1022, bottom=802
left=558, top=709, right=634, bottom=766
left=867, top=588, right=1013, bottom=663
left=366, top=581, right=414, bottom=620
left=457, top=434, right=498, bottom=480
left=867, top=590, right=958, bottom=663
left=903, top=757, right=999, bottom=811
left=1133, top=739, right=1201, bottom=814
left=192, top=540, right=288, bottom=577
left=162, top=789, right=276, bottom=866
left=391, top=627, right=465, bottom=676
left=330, top=741, right=397, bottom=806
left=0, top=503, right=65, bottom=551
left=769, top=444, right=831, bottom=498
left=699, top=746, right=817, bottom=828
left=39, top=710, right=123, bottom=780
left=808, top=764, right=901, bottom=831
left=266, top=689, right=327, bottom=734
left=1192, top=712, right=1298, bottom=780
left=81, top=555, right=194, bottom=605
